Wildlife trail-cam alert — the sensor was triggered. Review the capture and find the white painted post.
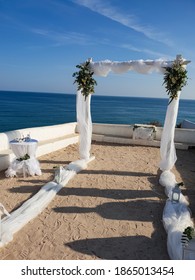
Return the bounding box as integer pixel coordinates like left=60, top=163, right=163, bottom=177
left=175, top=54, right=191, bottom=66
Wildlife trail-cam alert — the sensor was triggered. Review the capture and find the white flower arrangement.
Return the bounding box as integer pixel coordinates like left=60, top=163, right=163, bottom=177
left=14, top=134, right=31, bottom=142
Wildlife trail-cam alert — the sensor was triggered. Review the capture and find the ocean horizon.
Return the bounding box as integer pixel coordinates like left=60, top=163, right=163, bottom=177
left=1, top=90, right=195, bottom=133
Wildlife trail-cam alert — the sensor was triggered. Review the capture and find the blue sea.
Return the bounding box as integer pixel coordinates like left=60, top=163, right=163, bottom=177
left=0, top=90, right=195, bottom=133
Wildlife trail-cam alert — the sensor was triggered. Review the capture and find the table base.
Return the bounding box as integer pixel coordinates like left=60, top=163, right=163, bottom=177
left=5, top=157, right=42, bottom=177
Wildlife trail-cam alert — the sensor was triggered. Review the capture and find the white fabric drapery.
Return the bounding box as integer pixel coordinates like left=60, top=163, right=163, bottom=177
left=160, top=170, right=195, bottom=259
left=76, top=90, right=92, bottom=159
left=5, top=140, right=41, bottom=177
left=0, top=157, right=94, bottom=247
left=5, top=157, right=41, bottom=177
left=89, top=59, right=170, bottom=76
left=159, top=92, right=181, bottom=171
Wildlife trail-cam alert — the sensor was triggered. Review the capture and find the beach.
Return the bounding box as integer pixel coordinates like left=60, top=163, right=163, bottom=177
left=0, top=142, right=195, bottom=260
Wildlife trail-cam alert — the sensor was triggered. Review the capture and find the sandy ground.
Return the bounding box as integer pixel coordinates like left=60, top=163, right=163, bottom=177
left=0, top=142, right=195, bottom=260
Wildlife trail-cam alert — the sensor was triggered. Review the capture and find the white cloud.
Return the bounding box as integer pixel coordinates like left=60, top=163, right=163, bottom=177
left=73, top=0, right=172, bottom=46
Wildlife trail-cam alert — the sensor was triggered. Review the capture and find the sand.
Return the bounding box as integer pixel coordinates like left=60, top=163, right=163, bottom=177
left=0, top=142, right=195, bottom=260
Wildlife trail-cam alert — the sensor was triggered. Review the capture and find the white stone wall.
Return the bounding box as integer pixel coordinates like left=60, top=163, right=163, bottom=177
left=1, top=122, right=195, bottom=171
left=91, top=123, right=195, bottom=145
left=0, top=122, right=79, bottom=171
left=91, top=123, right=134, bottom=138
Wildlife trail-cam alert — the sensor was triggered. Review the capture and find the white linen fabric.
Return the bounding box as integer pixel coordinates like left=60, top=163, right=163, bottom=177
left=0, top=157, right=95, bottom=247
left=5, top=157, right=41, bottom=177
left=159, top=92, right=181, bottom=171
left=159, top=170, right=177, bottom=196
left=9, top=140, right=37, bottom=158
left=0, top=203, right=10, bottom=218
left=163, top=199, right=194, bottom=260
left=89, top=59, right=169, bottom=76
left=160, top=170, right=194, bottom=259
left=5, top=140, right=41, bottom=177
left=76, top=90, right=92, bottom=159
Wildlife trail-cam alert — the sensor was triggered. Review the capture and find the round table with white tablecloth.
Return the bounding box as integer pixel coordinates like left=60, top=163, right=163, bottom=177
left=5, top=139, right=42, bottom=177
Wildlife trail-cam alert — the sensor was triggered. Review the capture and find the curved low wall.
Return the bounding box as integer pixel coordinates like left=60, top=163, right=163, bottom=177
left=0, top=122, right=77, bottom=150
left=92, top=123, right=195, bottom=147
left=0, top=122, right=79, bottom=171
left=1, top=122, right=195, bottom=172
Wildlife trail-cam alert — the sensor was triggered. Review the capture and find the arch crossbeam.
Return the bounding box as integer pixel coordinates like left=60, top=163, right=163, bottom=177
left=89, top=55, right=190, bottom=76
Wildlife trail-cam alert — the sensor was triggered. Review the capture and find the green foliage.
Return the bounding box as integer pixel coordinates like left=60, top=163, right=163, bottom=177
left=72, top=60, right=97, bottom=100
left=183, top=226, right=195, bottom=240
left=17, top=154, right=30, bottom=161
left=163, top=61, right=188, bottom=104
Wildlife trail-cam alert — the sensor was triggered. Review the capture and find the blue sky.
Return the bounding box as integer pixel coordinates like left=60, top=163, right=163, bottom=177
left=0, top=0, right=195, bottom=99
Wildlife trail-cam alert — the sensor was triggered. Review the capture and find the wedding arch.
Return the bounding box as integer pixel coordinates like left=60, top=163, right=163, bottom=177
left=74, top=55, right=189, bottom=171
left=74, top=55, right=195, bottom=259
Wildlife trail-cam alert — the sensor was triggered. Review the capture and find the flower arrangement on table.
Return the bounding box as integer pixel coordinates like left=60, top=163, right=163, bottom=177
left=163, top=60, right=188, bottom=104
left=14, top=134, right=31, bottom=143
left=72, top=59, right=97, bottom=100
